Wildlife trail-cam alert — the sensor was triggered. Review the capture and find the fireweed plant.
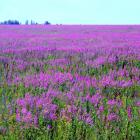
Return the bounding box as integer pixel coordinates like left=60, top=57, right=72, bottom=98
left=0, top=25, right=140, bottom=139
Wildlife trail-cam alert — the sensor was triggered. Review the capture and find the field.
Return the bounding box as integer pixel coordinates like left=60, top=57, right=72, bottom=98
left=1, top=25, right=140, bottom=140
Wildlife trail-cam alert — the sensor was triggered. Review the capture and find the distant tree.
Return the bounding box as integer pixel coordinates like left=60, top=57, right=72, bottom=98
left=30, top=20, right=38, bottom=25
left=30, top=20, right=33, bottom=25
left=25, top=20, right=29, bottom=25
left=31, top=20, right=36, bottom=25
left=0, top=20, right=20, bottom=25
left=14, top=20, right=20, bottom=25
left=0, top=19, right=51, bottom=25
left=44, top=21, right=51, bottom=25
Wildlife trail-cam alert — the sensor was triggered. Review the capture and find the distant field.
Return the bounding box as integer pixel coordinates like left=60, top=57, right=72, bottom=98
left=1, top=25, right=140, bottom=140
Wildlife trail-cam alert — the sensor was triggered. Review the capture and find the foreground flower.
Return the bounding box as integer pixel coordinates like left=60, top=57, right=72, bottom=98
left=107, top=113, right=119, bottom=121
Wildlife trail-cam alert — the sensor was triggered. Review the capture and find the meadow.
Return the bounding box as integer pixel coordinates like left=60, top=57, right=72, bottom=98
left=0, top=25, right=140, bottom=140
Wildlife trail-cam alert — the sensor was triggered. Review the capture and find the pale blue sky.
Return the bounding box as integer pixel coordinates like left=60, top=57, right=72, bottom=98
left=0, top=0, right=140, bottom=24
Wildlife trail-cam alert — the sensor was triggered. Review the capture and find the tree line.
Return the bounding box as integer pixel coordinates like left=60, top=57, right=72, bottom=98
left=0, top=20, right=51, bottom=25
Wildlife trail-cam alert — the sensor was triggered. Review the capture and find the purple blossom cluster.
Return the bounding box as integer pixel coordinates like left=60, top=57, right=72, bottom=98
left=16, top=93, right=58, bottom=126
left=14, top=72, right=73, bottom=89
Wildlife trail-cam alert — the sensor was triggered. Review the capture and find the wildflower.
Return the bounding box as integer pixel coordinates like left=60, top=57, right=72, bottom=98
left=49, top=113, right=57, bottom=120
left=47, top=125, right=52, bottom=130
left=127, top=107, right=132, bottom=120
left=90, top=93, right=102, bottom=106
left=107, top=99, right=122, bottom=107
left=136, top=101, right=140, bottom=107
left=22, top=111, right=32, bottom=123
left=16, top=113, right=21, bottom=122
left=16, top=99, right=26, bottom=107
left=33, top=115, right=38, bottom=125
left=107, top=113, right=119, bottom=121
left=97, top=105, right=104, bottom=115
left=21, top=108, right=28, bottom=114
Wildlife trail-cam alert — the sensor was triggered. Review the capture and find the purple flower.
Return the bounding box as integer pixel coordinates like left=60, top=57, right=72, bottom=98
left=117, top=80, right=133, bottom=88
left=34, top=115, right=38, bottom=125
left=107, top=99, right=122, bottom=107
left=107, top=113, right=119, bottom=121
left=97, top=105, right=104, bottom=115
left=90, top=93, right=102, bottom=106
left=136, top=101, right=140, bottom=107
left=85, top=115, right=93, bottom=125
left=16, top=99, right=26, bottom=107
left=23, top=111, right=32, bottom=123
left=21, top=108, right=28, bottom=114
left=127, top=107, right=132, bottom=120
left=16, top=113, right=21, bottom=122
left=36, top=98, right=43, bottom=108
left=49, top=113, right=57, bottom=120
left=47, top=125, right=52, bottom=130
left=93, top=56, right=107, bottom=68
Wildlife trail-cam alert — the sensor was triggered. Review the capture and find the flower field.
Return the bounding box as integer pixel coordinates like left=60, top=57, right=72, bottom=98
left=1, top=25, right=140, bottom=139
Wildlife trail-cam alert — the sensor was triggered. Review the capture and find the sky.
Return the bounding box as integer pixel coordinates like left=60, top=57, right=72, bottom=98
left=0, top=0, right=140, bottom=24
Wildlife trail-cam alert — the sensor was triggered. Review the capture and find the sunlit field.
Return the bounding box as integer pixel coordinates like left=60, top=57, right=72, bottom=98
left=1, top=25, right=140, bottom=140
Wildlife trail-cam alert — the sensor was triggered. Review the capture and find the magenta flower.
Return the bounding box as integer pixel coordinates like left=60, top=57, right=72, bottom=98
left=136, top=101, right=140, bottom=107
left=90, top=93, right=102, bottom=106
left=97, top=105, right=104, bottom=115
left=49, top=113, right=57, bottom=120
left=107, top=99, right=122, bottom=107
left=23, top=111, right=33, bottom=123
left=33, top=115, right=38, bottom=125
left=21, top=108, right=28, bottom=114
left=107, top=113, right=119, bottom=121
left=16, top=113, right=21, bottom=122
left=127, top=107, right=132, bottom=120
